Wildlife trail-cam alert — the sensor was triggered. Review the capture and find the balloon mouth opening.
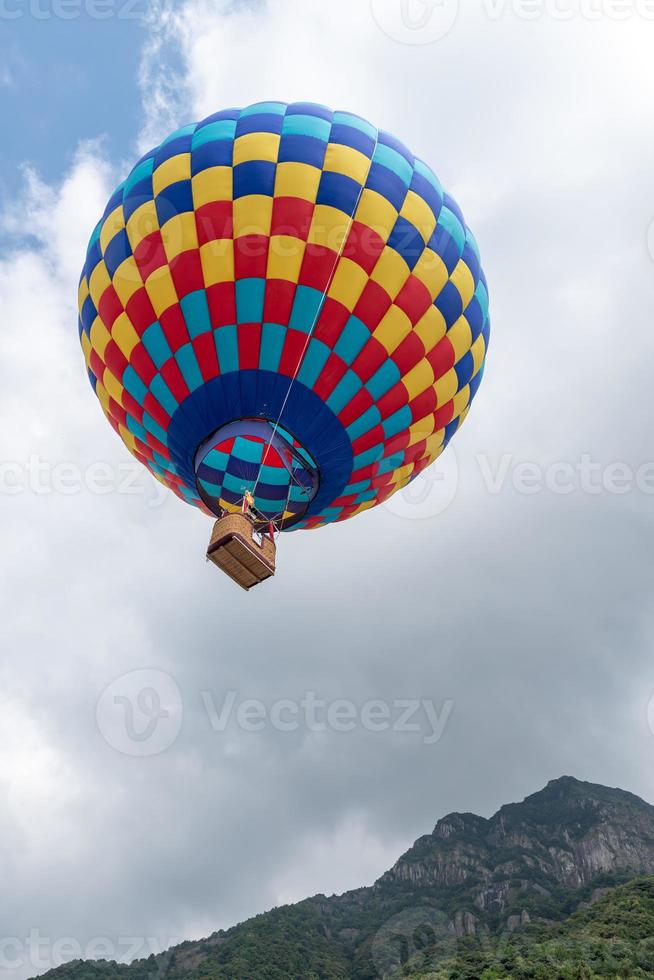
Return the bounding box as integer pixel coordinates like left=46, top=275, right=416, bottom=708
left=193, top=418, right=320, bottom=530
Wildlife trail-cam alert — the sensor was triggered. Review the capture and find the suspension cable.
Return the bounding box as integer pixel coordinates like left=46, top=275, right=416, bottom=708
left=251, top=131, right=380, bottom=499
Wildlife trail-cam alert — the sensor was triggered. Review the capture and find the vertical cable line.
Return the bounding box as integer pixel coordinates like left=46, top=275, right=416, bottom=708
left=251, top=127, right=380, bottom=511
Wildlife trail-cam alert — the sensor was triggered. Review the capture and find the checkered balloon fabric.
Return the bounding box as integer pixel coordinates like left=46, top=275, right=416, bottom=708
left=78, top=102, right=490, bottom=530
left=195, top=421, right=318, bottom=525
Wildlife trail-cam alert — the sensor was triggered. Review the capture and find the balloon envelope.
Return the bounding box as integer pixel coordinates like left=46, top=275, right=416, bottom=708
left=78, top=102, right=490, bottom=529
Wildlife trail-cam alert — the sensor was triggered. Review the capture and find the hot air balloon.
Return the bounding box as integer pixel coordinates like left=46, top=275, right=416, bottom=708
left=78, top=102, right=490, bottom=589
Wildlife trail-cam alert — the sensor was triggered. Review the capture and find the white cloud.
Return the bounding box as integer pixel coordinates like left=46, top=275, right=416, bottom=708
left=3, top=2, right=654, bottom=976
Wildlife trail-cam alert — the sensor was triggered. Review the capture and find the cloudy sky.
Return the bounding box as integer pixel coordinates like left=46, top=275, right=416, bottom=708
left=2, top=0, right=654, bottom=975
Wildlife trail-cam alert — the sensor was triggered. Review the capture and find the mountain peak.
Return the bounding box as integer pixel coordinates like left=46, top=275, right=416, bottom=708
left=433, top=810, right=488, bottom=839
left=516, top=775, right=654, bottom=812
left=381, top=775, right=654, bottom=907
left=429, top=777, right=653, bottom=842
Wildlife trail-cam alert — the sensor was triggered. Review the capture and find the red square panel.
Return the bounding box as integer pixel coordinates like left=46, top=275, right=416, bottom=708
left=207, top=282, right=237, bottom=327
left=195, top=202, right=233, bottom=244
left=271, top=197, right=314, bottom=240
left=170, top=250, right=204, bottom=298
left=237, top=323, right=262, bottom=370
left=126, top=288, right=157, bottom=336
left=353, top=280, right=392, bottom=331
left=234, top=235, right=269, bottom=280
left=263, top=279, right=296, bottom=326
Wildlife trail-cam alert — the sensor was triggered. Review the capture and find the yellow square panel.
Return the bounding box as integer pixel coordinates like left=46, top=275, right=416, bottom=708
left=192, top=167, right=233, bottom=207
left=118, top=424, right=138, bottom=454
left=412, top=248, right=449, bottom=300
left=354, top=188, right=397, bottom=243
left=112, top=312, right=141, bottom=359
left=403, top=358, right=435, bottom=401
left=434, top=368, right=459, bottom=405
left=452, top=386, right=470, bottom=419
left=152, top=154, right=191, bottom=197
left=394, top=463, right=415, bottom=484
left=407, top=418, right=435, bottom=444
left=233, top=195, right=273, bottom=238
left=373, top=304, right=412, bottom=354
left=100, top=205, right=126, bottom=254
left=200, top=240, right=235, bottom=286
left=400, top=191, right=437, bottom=242
left=88, top=262, right=112, bottom=309
left=112, top=257, right=143, bottom=307
left=447, top=316, right=473, bottom=362
left=323, top=144, right=370, bottom=185
left=351, top=499, right=376, bottom=517
left=80, top=330, right=92, bottom=364
left=414, top=305, right=447, bottom=350
left=161, top=212, right=199, bottom=260
left=145, top=266, right=178, bottom=317
left=308, top=204, right=350, bottom=251
left=450, top=259, right=475, bottom=309
left=470, top=333, right=486, bottom=375
left=78, top=276, right=89, bottom=311
left=425, top=431, right=445, bottom=457
left=274, top=162, right=321, bottom=202
left=328, top=257, right=368, bottom=310
left=233, top=132, right=281, bottom=166
left=90, top=317, right=112, bottom=358
left=126, top=200, right=160, bottom=251
left=267, top=235, right=306, bottom=283
left=104, top=368, right=125, bottom=406
left=371, top=247, right=409, bottom=300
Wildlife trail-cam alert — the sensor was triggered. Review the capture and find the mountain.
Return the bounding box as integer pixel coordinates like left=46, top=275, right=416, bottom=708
left=36, top=777, right=654, bottom=979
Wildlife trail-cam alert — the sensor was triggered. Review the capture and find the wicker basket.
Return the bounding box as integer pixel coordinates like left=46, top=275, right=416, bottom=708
left=206, top=513, right=276, bottom=590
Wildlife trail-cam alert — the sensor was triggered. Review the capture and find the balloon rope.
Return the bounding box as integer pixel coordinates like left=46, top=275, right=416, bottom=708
left=272, top=478, right=295, bottom=538
left=252, top=131, right=380, bottom=501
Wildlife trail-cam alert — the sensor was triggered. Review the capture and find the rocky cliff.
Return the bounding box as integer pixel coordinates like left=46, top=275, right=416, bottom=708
left=36, top=777, right=654, bottom=980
